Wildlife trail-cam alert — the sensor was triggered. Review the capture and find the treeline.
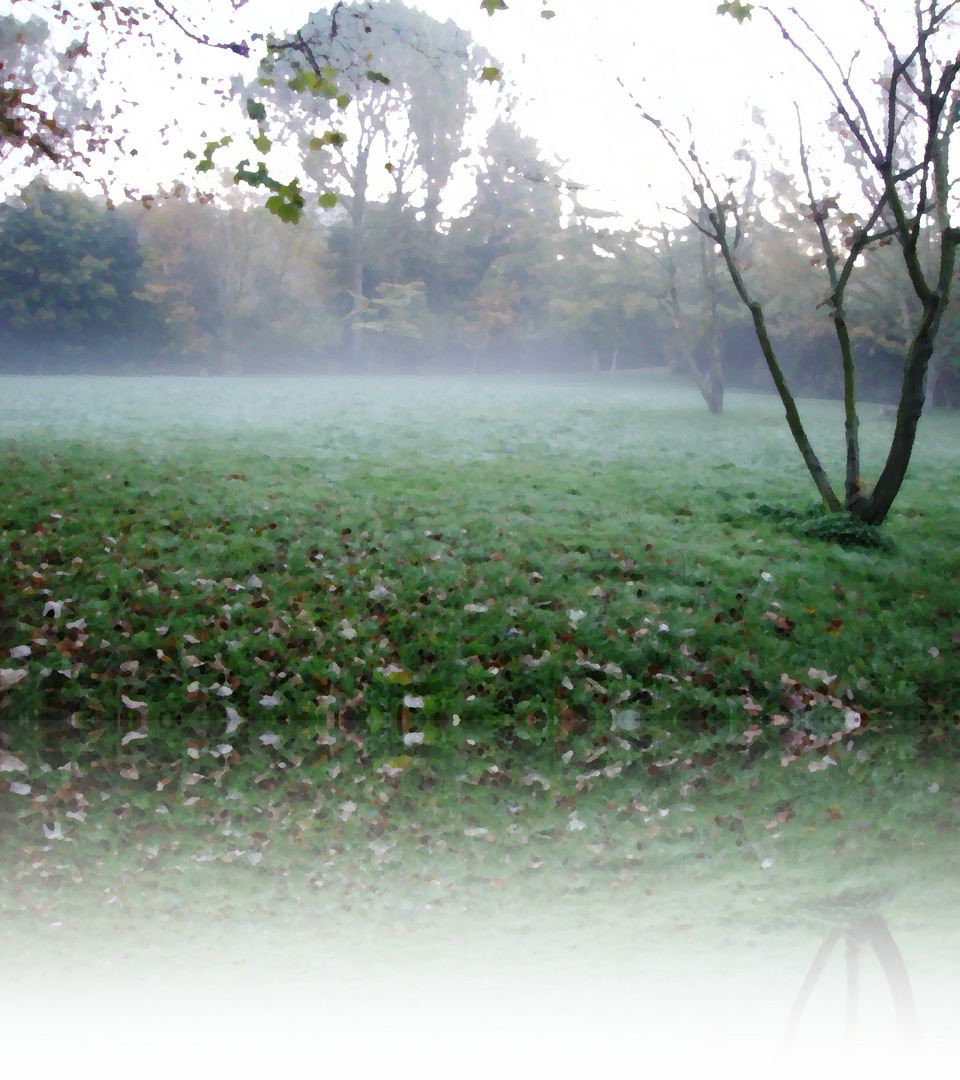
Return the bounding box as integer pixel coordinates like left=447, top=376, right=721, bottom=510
left=1, top=146, right=959, bottom=404
left=0, top=129, right=671, bottom=378
left=1, top=0, right=959, bottom=407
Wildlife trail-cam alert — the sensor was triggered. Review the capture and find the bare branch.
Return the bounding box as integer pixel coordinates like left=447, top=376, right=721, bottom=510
left=152, top=1, right=250, bottom=57
left=796, top=105, right=839, bottom=292
left=857, top=0, right=924, bottom=102
left=776, top=5, right=881, bottom=160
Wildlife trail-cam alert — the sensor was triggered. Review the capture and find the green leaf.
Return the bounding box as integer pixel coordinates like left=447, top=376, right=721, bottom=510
left=252, top=132, right=272, bottom=154
left=193, top=136, right=230, bottom=174
left=335, top=93, right=351, bottom=109
left=541, top=9, right=556, bottom=18
left=308, top=130, right=346, bottom=152
left=266, top=194, right=301, bottom=224
left=481, top=66, right=501, bottom=82
left=481, top=0, right=508, bottom=13
left=246, top=98, right=266, bottom=123
left=366, top=70, right=391, bottom=85
left=717, top=1, right=754, bottom=22
left=318, top=191, right=339, bottom=209
left=289, top=70, right=327, bottom=95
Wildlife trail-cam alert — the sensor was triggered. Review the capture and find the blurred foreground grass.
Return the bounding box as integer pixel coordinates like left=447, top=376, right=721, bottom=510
left=1, top=374, right=958, bottom=1053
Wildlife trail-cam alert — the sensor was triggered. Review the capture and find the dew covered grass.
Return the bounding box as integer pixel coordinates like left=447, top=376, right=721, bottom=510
left=1, top=372, right=959, bottom=1077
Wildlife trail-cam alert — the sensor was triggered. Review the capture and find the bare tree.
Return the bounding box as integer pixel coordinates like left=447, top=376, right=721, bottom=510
left=639, top=1, right=960, bottom=525
left=645, top=218, right=726, bottom=414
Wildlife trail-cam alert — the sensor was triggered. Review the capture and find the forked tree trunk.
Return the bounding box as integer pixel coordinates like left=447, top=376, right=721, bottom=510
left=709, top=199, right=960, bottom=524
left=635, top=1, right=960, bottom=527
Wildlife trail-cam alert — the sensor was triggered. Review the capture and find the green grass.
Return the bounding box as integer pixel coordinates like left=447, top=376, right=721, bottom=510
left=1, top=373, right=959, bottom=1066
left=2, top=372, right=958, bottom=765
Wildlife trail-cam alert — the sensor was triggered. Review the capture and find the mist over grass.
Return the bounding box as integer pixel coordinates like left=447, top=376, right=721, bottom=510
left=3, top=369, right=952, bottom=473
left=1, top=371, right=959, bottom=1077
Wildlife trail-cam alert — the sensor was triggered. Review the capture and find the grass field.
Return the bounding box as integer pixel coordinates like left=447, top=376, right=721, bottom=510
left=1, top=372, right=959, bottom=1077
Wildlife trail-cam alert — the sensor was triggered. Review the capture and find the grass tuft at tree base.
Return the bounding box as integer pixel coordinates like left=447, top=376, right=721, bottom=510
left=750, top=504, right=896, bottom=550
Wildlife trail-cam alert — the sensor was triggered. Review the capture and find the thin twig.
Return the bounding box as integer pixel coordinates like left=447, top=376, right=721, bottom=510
left=152, top=1, right=250, bottom=57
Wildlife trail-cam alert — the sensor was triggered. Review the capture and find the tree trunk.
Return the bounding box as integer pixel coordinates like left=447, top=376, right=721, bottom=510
left=712, top=217, right=842, bottom=511
left=858, top=295, right=945, bottom=523
left=925, top=353, right=940, bottom=407
left=346, top=143, right=371, bottom=362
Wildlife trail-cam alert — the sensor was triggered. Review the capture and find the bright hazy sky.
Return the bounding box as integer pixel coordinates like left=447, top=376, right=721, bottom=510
left=8, top=0, right=911, bottom=222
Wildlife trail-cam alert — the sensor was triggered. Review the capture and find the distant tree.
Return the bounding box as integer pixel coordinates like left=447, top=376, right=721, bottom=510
left=546, top=215, right=664, bottom=376
left=645, top=217, right=734, bottom=413
left=351, top=279, right=430, bottom=369
left=136, top=192, right=340, bottom=368
left=0, top=185, right=157, bottom=366
left=444, top=119, right=566, bottom=367
left=240, top=0, right=492, bottom=360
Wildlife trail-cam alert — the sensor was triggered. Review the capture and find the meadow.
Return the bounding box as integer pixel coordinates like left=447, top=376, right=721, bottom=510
left=1, top=371, right=959, bottom=1075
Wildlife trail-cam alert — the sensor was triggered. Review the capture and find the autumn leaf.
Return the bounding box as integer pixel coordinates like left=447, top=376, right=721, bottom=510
left=0, top=751, right=28, bottom=772
left=378, top=663, right=412, bottom=684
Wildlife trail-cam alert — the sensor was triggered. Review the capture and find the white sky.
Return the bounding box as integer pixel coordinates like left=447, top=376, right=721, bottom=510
left=3, top=0, right=920, bottom=223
